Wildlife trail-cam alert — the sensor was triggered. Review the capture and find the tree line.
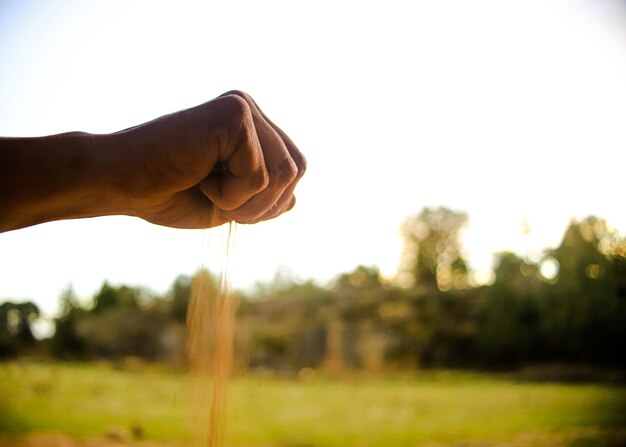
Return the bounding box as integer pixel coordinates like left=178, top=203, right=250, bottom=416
left=2, top=208, right=625, bottom=372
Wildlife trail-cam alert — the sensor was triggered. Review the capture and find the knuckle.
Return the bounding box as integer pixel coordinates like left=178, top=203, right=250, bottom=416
left=297, top=153, right=307, bottom=177
left=288, top=147, right=307, bottom=179
left=218, top=94, right=251, bottom=126
left=276, top=158, right=298, bottom=185
left=218, top=95, right=254, bottom=158
left=285, top=196, right=296, bottom=212
left=222, top=90, right=252, bottom=103
left=250, top=169, right=269, bottom=192
left=233, top=209, right=261, bottom=225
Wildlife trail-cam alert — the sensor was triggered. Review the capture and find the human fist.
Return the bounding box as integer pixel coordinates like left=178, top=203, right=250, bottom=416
left=115, top=91, right=306, bottom=229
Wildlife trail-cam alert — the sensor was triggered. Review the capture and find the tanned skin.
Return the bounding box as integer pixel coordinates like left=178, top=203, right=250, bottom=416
left=0, top=91, right=306, bottom=233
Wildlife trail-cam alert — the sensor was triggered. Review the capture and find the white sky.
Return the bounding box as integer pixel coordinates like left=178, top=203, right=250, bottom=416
left=1, top=0, right=625, bottom=318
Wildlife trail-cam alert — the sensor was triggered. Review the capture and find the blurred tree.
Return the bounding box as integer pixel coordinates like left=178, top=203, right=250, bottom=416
left=400, top=207, right=469, bottom=291
left=91, top=281, right=141, bottom=314
left=474, top=252, right=542, bottom=367
left=0, top=300, right=40, bottom=357
left=550, top=217, right=612, bottom=286
left=52, top=285, right=86, bottom=357
left=76, top=305, right=168, bottom=359
left=542, top=216, right=626, bottom=366
left=332, top=266, right=387, bottom=321
left=239, top=277, right=331, bottom=371
left=41, top=212, right=625, bottom=371
left=167, top=274, right=192, bottom=323
left=330, top=266, right=393, bottom=370
left=84, top=282, right=168, bottom=359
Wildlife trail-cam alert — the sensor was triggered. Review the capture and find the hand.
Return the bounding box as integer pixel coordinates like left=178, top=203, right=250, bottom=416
left=115, top=91, right=306, bottom=229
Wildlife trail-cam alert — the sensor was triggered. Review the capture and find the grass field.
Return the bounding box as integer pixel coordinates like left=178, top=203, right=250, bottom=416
left=0, top=361, right=625, bottom=446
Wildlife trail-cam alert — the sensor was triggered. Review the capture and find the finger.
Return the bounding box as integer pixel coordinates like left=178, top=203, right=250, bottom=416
left=225, top=90, right=307, bottom=183
left=252, top=194, right=297, bottom=224
left=251, top=174, right=301, bottom=223
left=141, top=188, right=228, bottom=229
left=243, top=95, right=305, bottom=223
left=223, top=91, right=306, bottom=222
left=198, top=96, right=268, bottom=211
left=218, top=92, right=298, bottom=221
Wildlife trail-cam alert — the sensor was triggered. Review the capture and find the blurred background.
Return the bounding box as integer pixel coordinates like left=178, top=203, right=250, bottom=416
left=1, top=1, right=625, bottom=446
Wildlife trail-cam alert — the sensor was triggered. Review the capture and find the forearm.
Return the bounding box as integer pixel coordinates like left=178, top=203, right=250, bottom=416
left=0, top=132, right=122, bottom=232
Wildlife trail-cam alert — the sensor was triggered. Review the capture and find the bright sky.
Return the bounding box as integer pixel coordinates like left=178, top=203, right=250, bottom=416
left=1, top=0, right=625, bottom=319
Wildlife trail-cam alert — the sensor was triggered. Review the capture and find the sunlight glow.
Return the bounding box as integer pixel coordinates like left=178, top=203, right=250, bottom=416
left=1, top=0, right=625, bottom=316
left=540, top=258, right=560, bottom=281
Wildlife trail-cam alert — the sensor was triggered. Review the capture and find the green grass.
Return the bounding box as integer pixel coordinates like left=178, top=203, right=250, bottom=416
left=0, top=361, right=624, bottom=446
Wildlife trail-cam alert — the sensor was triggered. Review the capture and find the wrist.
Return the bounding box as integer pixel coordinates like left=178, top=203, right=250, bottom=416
left=104, top=100, right=232, bottom=220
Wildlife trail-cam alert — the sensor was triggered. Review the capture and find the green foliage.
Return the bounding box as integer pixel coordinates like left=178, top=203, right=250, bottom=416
left=239, top=279, right=331, bottom=370
left=52, top=282, right=176, bottom=361
left=76, top=305, right=169, bottom=359
left=4, top=209, right=625, bottom=372
left=167, top=274, right=192, bottom=323
left=91, top=281, right=142, bottom=314
left=474, top=253, right=543, bottom=367
left=540, top=217, right=626, bottom=366
left=51, top=285, right=85, bottom=357
left=0, top=301, right=39, bottom=357
left=400, top=207, right=469, bottom=291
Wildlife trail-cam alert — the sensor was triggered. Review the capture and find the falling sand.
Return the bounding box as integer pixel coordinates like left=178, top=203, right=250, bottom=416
left=187, top=222, right=237, bottom=447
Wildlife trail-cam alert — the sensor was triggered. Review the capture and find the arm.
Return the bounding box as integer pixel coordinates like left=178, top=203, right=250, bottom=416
left=0, top=92, right=306, bottom=233
left=0, top=131, right=122, bottom=232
